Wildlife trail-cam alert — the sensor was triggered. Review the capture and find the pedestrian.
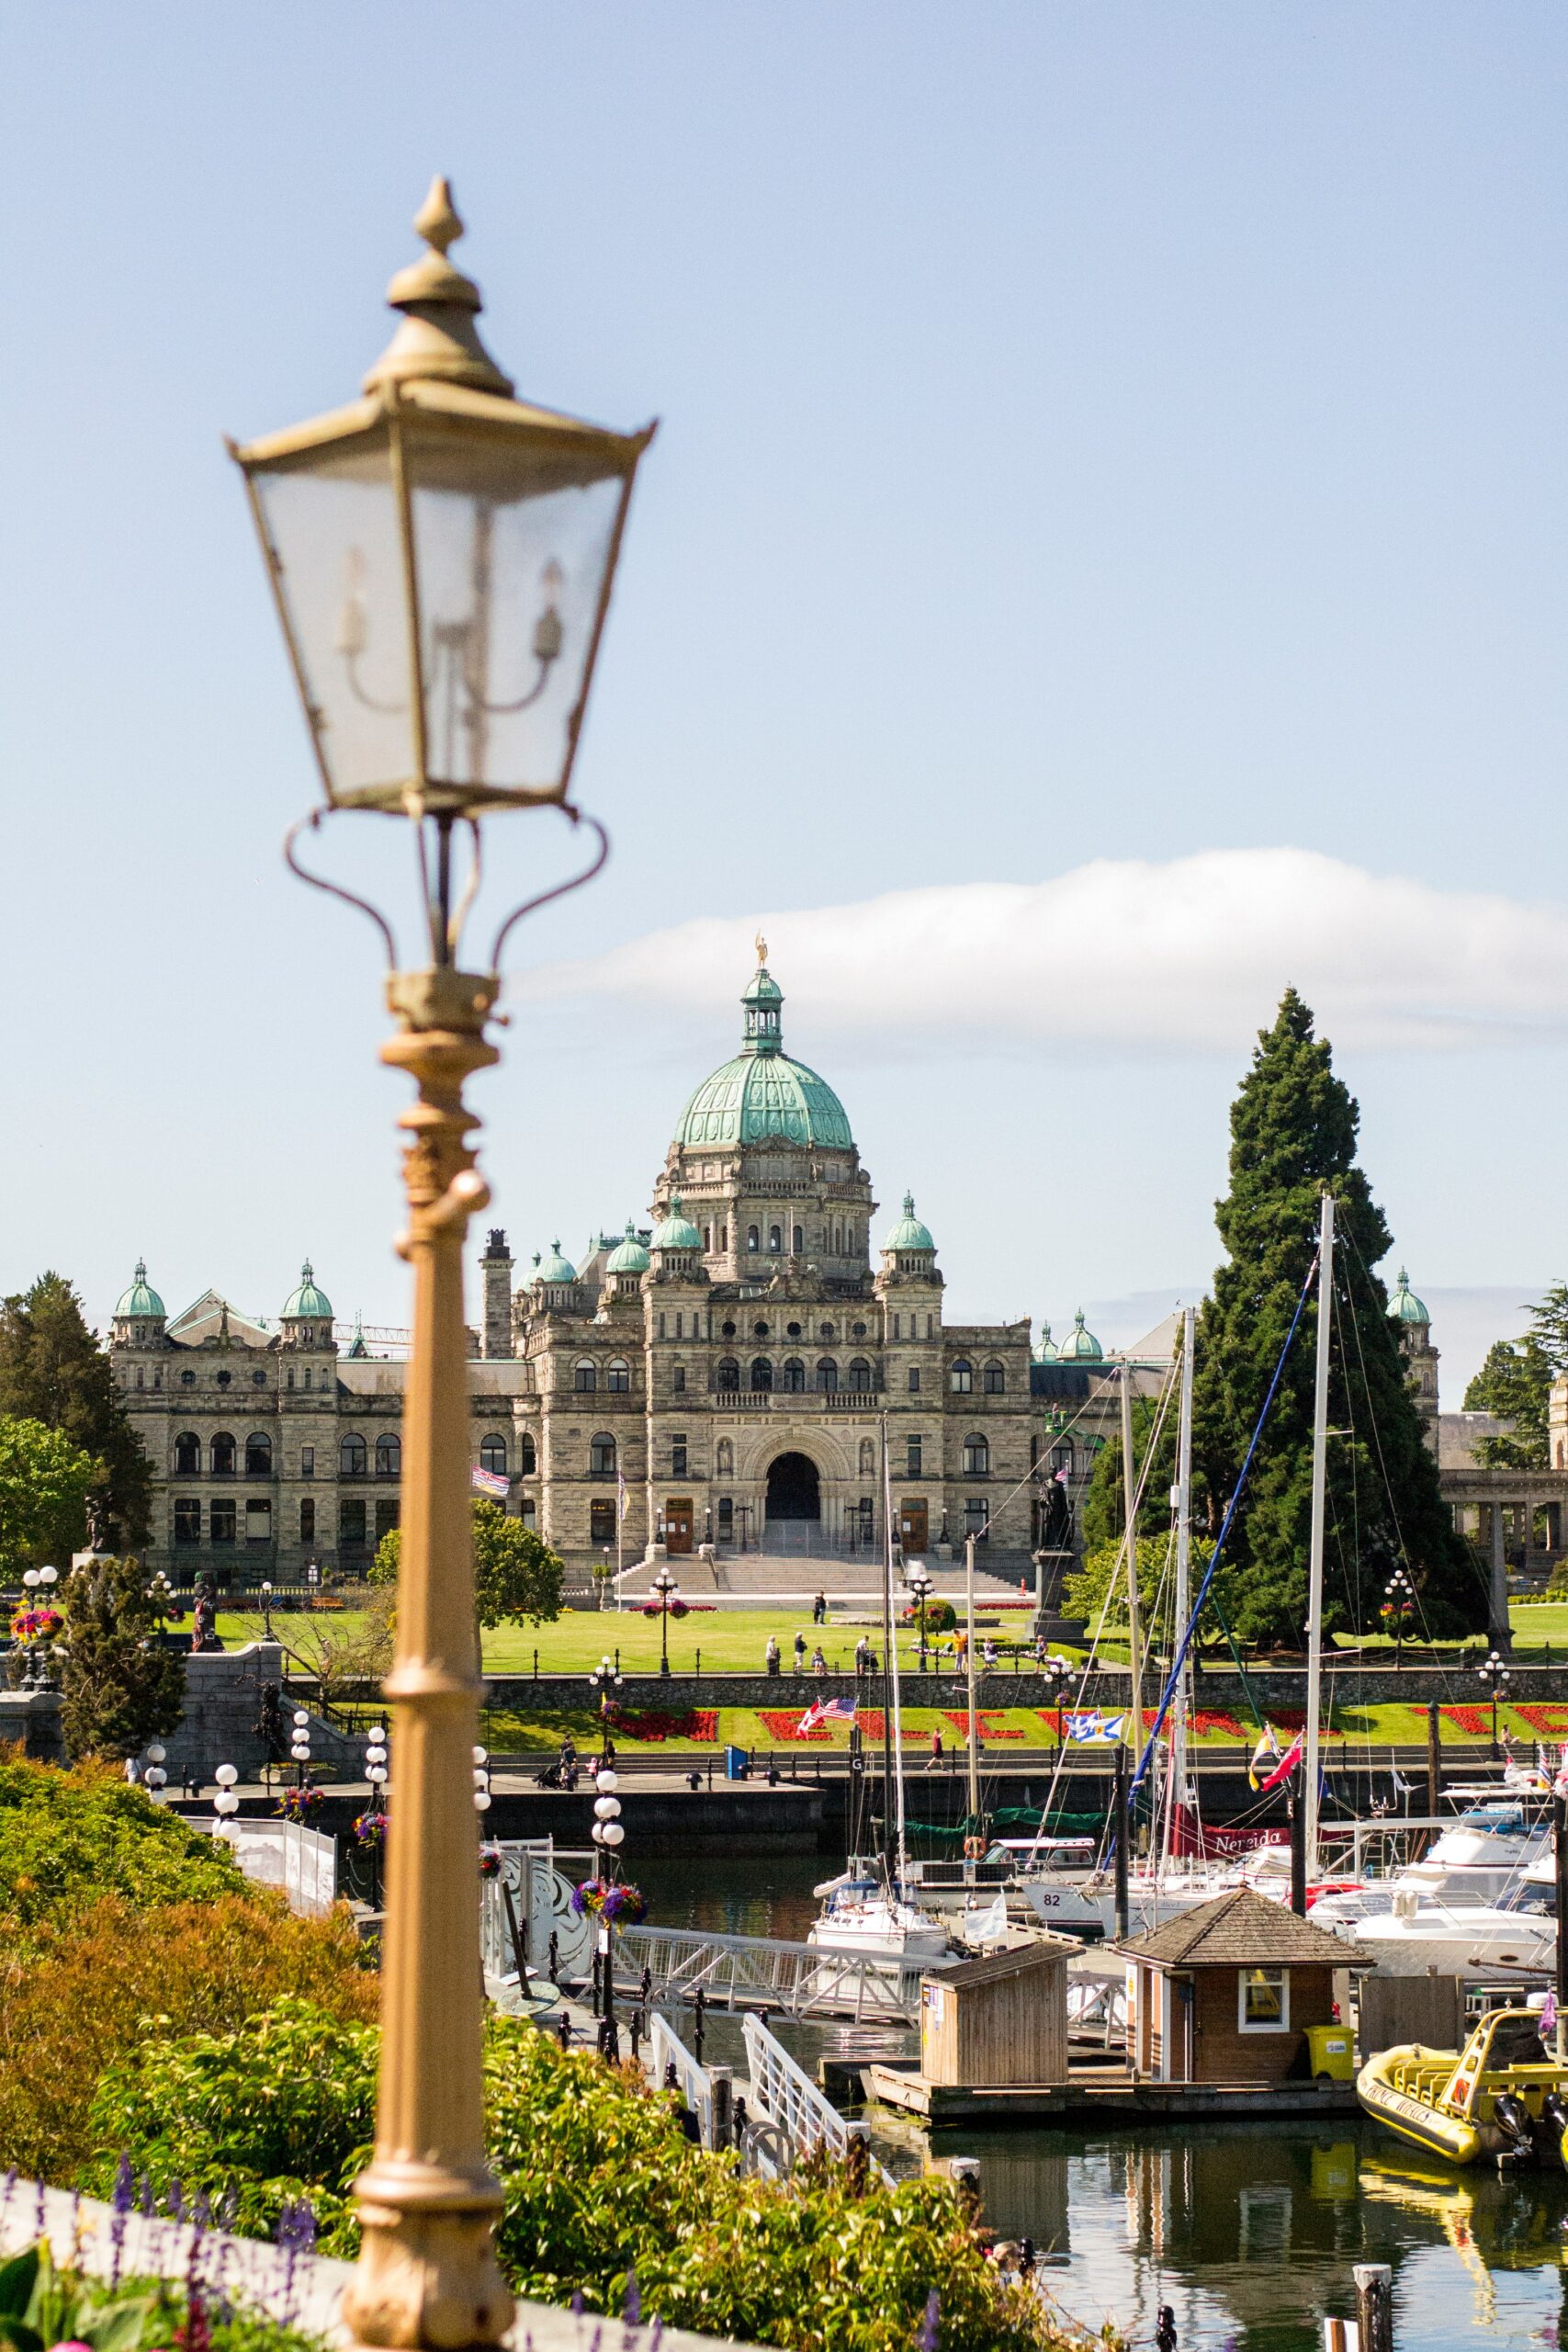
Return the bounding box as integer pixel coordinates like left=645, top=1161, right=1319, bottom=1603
left=793, top=1630, right=807, bottom=1673
left=124, top=1756, right=141, bottom=1786
left=765, top=1634, right=781, bottom=1677
left=954, top=1629, right=968, bottom=1667
left=813, top=1589, right=827, bottom=1625
left=927, top=1729, right=943, bottom=1771
left=982, top=1637, right=998, bottom=1671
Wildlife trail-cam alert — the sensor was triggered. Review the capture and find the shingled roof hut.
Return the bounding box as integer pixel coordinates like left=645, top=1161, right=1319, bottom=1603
left=1112, top=1886, right=1356, bottom=2084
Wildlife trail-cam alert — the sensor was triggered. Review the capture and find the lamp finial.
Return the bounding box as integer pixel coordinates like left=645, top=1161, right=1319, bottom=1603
left=364, top=175, right=514, bottom=400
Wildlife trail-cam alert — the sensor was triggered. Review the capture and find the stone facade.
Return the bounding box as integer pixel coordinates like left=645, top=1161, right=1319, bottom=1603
left=112, top=956, right=1156, bottom=1579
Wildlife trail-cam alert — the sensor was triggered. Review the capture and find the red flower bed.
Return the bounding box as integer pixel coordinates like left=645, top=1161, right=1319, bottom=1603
left=855, top=1711, right=934, bottom=1743
left=759, top=1710, right=830, bottom=1742
left=606, top=1705, right=718, bottom=1744
left=1441, top=1704, right=1490, bottom=1736
left=1515, top=1705, right=1568, bottom=1736
left=943, top=1711, right=1024, bottom=1741
left=1189, top=1712, right=1247, bottom=1739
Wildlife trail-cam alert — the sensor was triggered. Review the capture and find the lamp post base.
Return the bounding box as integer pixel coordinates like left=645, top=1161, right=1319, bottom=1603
left=341, top=2183, right=512, bottom=2352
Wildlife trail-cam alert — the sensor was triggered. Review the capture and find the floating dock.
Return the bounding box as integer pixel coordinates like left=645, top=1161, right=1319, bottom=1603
left=864, top=2062, right=1360, bottom=2126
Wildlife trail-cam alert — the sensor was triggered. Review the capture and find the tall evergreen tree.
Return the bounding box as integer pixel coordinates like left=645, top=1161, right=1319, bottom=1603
left=0, top=1274, right=152, bottom=1550
left=58, top=1550, right=185, bottom=1758
left=1083, top=991, right=1483, bottom=1645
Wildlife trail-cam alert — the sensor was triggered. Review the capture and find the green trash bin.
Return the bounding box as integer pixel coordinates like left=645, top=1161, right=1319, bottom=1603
left=1304, top=2023, right=1354, bottom=2081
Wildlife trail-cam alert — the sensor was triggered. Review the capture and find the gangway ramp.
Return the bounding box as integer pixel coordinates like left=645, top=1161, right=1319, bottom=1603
left=616, top=1921, right=924, bottom=2023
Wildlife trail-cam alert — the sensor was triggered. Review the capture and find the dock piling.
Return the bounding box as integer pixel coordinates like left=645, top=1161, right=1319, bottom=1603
left=1352, top=2264, right=1393, bottom=2352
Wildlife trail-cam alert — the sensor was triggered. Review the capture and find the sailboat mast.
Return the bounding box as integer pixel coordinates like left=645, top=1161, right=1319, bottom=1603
left=879, top=1420, right=897, bottom=1882
left=1170, top=1305, right=1195, bottom=1842
left=1305, top=1191, right=1335, bottom=1876
left=964, top=1532, right=980, bottom=1828
left=881, top=1413, right=907, bottom=1883
left=1122, top=1358, right=1144, bottom=1767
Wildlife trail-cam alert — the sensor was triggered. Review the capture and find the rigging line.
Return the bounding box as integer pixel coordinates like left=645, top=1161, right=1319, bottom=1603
left=1129, top=1249, right=1320, bottom=1801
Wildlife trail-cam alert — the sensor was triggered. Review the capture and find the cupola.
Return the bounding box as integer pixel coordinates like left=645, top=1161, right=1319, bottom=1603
left=1035, top=1319, right=1058, bottom=1364
left=606, top=1221, right=651, bottom=1277
left=113, top=1260, right=166, bottom=1341
left=1388, top=1268, right=1430, bottom=1330
left=651, top=1193, right=703, bottom=1260
left=281, top=1260, right=335, bottom=1349
left=1057, top=1309, right=1103, bottom=1364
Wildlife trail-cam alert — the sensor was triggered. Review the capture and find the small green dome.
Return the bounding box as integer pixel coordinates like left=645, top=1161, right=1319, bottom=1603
left=652, top=1194, right=703, bottom=1252
left=675, top=957, right=853, bottom=1151
left=535, top=1240, right=578, bottom=1285
left=1058, top=1309, right=1103, bottom=1363
left=1035, top=1319, right=1058, bottom=1364
left=1389, top=1267, right=1429, bottom=1327
left=116, top=1260, right=164, bottom=1319
left=883, top=1192, right=935, bottom=1253
left=606, top=1222, right=651, bottom=1275
left=282, top=1260, right=333, bottom=1320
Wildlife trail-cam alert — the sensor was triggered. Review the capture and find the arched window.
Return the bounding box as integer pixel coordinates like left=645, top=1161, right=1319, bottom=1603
left=703, top=1226, right=712, bottom=1251
left=1051, top=1440, right=1074, bottom=1476
left=963, top=1434, right=990, bottom=1476
left=750, top=1357, right=773, bottom=1392
left=793, top=1225, right=804, bottom=1255
left=950, top=1358, right=973, bottom=1394
left=768, top=1225, right=782, bottom=1252
left=716, top=1439, right=734, bottom=1475
left=848, top=1357, right=873, bottom=1392
left=519, top=1431, right=537, bottom=1476
left=340, top=1432, right=367, bottom=1476
left=210, top=1431, right=236, bottom=1476
left=180, top=1368, right=196, bottom=1388
left=244, top=1432, right=272, bottom=1476
left=479, top=1433, right=507, bottom=1476
left=715, top=1358, right=740, bottom=1393
left=376, top=1433, right=402, bottom=1476
left=174, top=1432, right=200, bottom=1475
left=747, top=1225, right=760, bottom=1252
left=574, top=1359, right=597, bottom=1393
left=781, top=1358, right=806, bottom=1391
left=859, top=1439, right=875, bottom=1476
left=590, top=1433, right=616, bottom=1476
left=816, top=1357, right=838, bottom=1392
left=984, top=1361, right=1006, bottom=1395
left=606, top=1359, right=630, bottom=1393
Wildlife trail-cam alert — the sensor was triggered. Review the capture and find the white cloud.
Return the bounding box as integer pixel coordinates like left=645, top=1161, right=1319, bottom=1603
left=518, top=849, right=1568, bottom=1057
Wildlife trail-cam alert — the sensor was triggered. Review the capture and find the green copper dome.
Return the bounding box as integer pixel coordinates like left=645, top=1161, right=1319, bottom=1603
left=282, top=1260, right=333, bottom=1320
left=652, top=1195, right=703, bottom=1251
left=1058, top=1309, right=1103, bottom=1363
left=535, top=1240, right=578, bottom=1285
left=116, top=1260, right=164, bottom=1319
left=883, top=1193, right=935, bottom=1253
left=606, top=1222, right=651, bottom=1275
left=1035, top=1319, right=1058, bottom=1364
left=676, top=956, right=853, bottom=1152
left=1389, top=1267, right=1429, bottom=1327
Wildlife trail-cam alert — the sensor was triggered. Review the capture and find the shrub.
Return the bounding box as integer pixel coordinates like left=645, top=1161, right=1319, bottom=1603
left=0, top=1893, right=376, bottom=2184
left=0, top=2241, right=321, bottom=2352
left=0, top=1760, right=242, bottom=1947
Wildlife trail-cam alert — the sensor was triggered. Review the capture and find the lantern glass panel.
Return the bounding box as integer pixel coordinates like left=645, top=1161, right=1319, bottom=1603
left=403, top=427, right=626, bottom=808
left=252, top=435, right=413, bottom=808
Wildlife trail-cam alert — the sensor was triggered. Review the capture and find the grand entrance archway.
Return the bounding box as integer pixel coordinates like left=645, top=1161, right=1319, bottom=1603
left=766, top=1452, right=820, bottom=1525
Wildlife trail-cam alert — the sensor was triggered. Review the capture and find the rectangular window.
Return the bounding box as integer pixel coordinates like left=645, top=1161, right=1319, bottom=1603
left=892, top=1313, right=900, bottom=1340
left=136, top=1366, right=144, bottom=1389
left=174, top=1498, right=200, bottom=1544
left=672, top=1439, right=688, bottom=1476
left=375, top=1499, right=400, bottom=1542
left=908, top=1368, right=920, bottom=1392
left=964, top=1498, right=987, bottom=1543
left=926, top=1315, right=933, bottom=1340
left=340, top=1499, right=367, bottom=1545
left=300, top=1444, right=314, bottom=1476
left=717, top=1496, right=733, bottom=1532
left=673, top=1365, right=686, bottom=1393
left=906, top=1438, right=922, bottom=1476
left=300, top=1498, right=315, bottom=1546
left=591, top=1499, right=616, bottom=1544
left=1239, top=1968, right=1290, bottom=2031
left=245, top=1499, right=272, bottom=1544
left=209, top=1498, right=237, bottom=1544
left=519, top=1498, right=536, bottom=1529
left=659, top=1313, right=666, bottom=1340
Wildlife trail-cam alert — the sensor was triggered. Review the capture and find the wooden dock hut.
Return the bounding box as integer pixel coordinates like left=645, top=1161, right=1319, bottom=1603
left=1113, top=1886, right=1354, bottom=2086
left=919, top=1934, right=1077, bottom=2089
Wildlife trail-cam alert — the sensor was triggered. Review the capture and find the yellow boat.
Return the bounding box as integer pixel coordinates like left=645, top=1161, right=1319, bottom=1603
left=1358, top=2006, right=1568, bottom=2168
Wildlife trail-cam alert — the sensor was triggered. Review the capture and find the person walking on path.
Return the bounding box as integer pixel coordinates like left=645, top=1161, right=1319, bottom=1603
left=854, top=1634, right=871, bottom=1679
left=927, top=1729, right=944, bottom=1771
left=793, top=1630, right=807, bottom=1674
left=765, top=1634, right=781, bottom=1677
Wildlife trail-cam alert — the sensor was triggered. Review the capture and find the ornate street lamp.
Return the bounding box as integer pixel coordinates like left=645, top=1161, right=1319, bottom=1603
left=230, top=177, right=651, bottom=2352
left=290, top=1708, right=313, bottom=1789
left=1041, top=1654, right=1072, bottom=1750
left=213, top=1762, right=242, bottom=1842
left=591, top=1765, right=626, bottom=2057
left=649, top=1566, right=680, bottom=1679
left=1478, top=1647, right=1512, bottom=1761
left=259, top=1578, right=275, bottom=1640
left=141, top=1742, right=168, bottom=1799
left=1382, top=1569, right=1414, bottom=1671
left=908, top=1566, right=934, bottom=1673
left=588, top=1653, right=623, bottom=1718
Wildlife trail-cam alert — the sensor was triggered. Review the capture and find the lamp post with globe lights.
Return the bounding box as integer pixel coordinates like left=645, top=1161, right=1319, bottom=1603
left=230, top=173, right=650, bottom=2352
left=907, top=1566, right=934, bottom=1674
left=290, top=1709, right=313, bottom=1790
left=1041, top=1654, right=1073, bottom=1751
left=141, top=1743, right=168, bottom=1800
left=649, top=1566, right=680, bottom=1679
left=1478, top=1649, right=1512, bottom=1761
left=260, top=1580, right=276, bottom=1641
left=1382, top=1569, right=1415, bottom=1671
left=213, top=1763, right=242, bottom=1843
left=590, top=1766, right=626, bottom=2057
left=587, top=1654, right=622, bottom=1722
left=18, top=1566, right=61, bottom=1688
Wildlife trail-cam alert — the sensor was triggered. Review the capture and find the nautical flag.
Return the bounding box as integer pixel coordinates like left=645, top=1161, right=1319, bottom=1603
left=1543, top=1988, right=1559, bottom=2039
left=1066, top=1711, right=1126, bottom=1745
left=797, top=1696, right=857, bottom=1735
left=1247, top=1726, right=1281, bottom=1791
left=470, top=1465, right=509, bottom=1499
left=1258, top=1732, right=1305, bottom=1792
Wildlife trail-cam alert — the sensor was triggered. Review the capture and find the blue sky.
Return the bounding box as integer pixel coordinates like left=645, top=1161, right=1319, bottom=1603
left=4, top=4, right=1566, bottom=1390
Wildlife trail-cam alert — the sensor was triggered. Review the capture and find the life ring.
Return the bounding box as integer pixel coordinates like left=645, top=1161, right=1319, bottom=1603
left=963, top=1835, right=987, bottom=1861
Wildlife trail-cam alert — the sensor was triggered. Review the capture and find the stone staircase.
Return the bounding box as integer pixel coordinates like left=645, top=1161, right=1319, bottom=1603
left=614, top=1550, right=1032, bottom=1604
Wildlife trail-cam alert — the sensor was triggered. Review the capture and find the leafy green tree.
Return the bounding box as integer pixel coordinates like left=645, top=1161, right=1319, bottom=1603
left=1063, top=1532, right=1214, bottom=1634
left=1463, top=1337, right=1552, bottom=1467
left=1084, top=991, right=1481, bottom=1646
left=58, top=1553, right=186, bottom=1760
left=370, top=1498, right=563, bottom=1631
left=0, top=1416, right=96, bottom=1579
left=0, top=1274, right=152, bottom=1550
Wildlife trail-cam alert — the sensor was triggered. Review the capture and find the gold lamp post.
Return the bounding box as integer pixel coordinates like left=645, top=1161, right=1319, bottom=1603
left=230, top=179, right=652, bottom=2352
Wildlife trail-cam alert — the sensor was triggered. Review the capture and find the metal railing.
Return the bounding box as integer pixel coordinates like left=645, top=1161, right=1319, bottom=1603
left=741, top=2013, right=892, bottom=2186
left=479, top=1839, right=593, bottom=1990
left=614, top=1921, right=922, bottom=2022
left=648, top=2010, right=714, bottom=2144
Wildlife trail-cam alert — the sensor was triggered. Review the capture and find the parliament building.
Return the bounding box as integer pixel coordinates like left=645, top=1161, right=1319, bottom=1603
left=111, top=952, right=1138, bottom=1581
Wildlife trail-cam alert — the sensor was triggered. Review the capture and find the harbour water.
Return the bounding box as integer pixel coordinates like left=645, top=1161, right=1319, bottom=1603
left=635, top=1855, right=1568, bottom=2352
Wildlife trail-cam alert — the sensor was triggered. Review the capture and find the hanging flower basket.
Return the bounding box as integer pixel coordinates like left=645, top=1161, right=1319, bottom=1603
left=479, top=1845, right=503, bottom=1879
left=640, top=1598, right=689, bottom=1618
left=276, top=1785, right=323, bottom=1822
left=353, top=1809, right=388, bottom=1848
left=571, top=1878, right=648, bottom=1928
left=9, top=1606, right=62, bottom=1645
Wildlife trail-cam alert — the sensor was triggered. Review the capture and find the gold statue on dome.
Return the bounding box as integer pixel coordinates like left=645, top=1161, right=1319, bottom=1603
left=754, top=932, right=768, bottom=967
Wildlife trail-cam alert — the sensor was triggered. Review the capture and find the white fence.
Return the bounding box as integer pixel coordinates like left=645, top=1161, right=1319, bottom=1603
left=193, top=1815, right=337, bottom=1917
left=615, top=1922, right=922, bottom=2022
left=740, top=2013, right=892, bottom=2187
left=480, top=1839, right=594, bottom=1991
